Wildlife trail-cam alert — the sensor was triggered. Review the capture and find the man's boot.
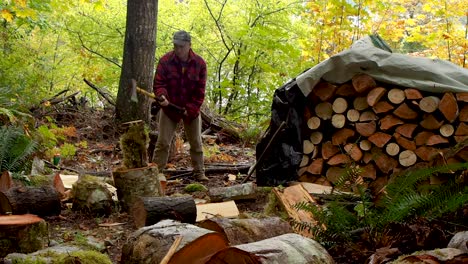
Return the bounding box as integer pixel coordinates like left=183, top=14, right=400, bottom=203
left=193, top=171, right=208, bottom=181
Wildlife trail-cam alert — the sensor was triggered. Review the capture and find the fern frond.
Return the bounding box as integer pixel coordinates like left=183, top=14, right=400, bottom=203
left=0, top=126, right=38, bottom=173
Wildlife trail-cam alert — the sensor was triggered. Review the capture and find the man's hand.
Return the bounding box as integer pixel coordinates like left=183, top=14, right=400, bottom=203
left=158, top=95, right=169, bottom=107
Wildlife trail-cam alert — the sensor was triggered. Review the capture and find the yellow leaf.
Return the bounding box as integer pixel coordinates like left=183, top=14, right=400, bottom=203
left=15, top=8, right=37, bottom=19
left=442, top=33, right=453, bottom=40
left=14, top=0, right=27, bottom=8
left=1, top=9, right=14, bottom=22
left=406, top=18, right=416, bottom=26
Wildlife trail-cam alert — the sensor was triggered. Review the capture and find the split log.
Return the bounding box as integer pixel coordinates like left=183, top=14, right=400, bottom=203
left=415, top=131, right=436, bottom=146
left=344, top=143, right=363, bottom=161
left=326, top=167, right=346, bottom=184
left=112, top=164, right=163, bottom=211
left=352, top=73, right=376, bottom=93
left=327, top=153, right=351, bottom=166
left=336, top=83, right=357, bottom=97
left=455, top=122, right=468, bottom=136
left=132, top=196, right=197, bottom=228
left=206, top=233, right=334, bottom=264
left=312, top=81, right=337, bottom=101
left=299, top=155, right=309, bottom=167
left=359, top=111, right=378, bottom=122
left=361, top=163, right=377, bottom=180
left=367, top=87, right=387, bottom=106
left=394, top=133, right=417, bottom=151
left=439, top=92, right=459, bottom=123
left=459, top=105, right=468, bottom=122
left=356, top=121, right=377, bottom=137
left=353, top=97, right=369, bottom=111
left=121, top=219, right=229, bottom=264
left=208, top=182, right=257, bottom=202
left=315, top=102, right=333, bottom=120
left=0, top=186, right=61, bottom=216
left=307, top=158, right=324, bottom=175
left=426, top=135, right=449, bottom=146
left=197, top=217, right=293, bottom=246
left=303, top=140, right=315, bottom=154
left=394, top=103, right=418, bottom=120
left=456, top=92, right=468, bottom=102
left=372, top=101, right=394, bottom=114
left=420, top=114, right=444, bottom=130
left=415, top=146, right=440, bottom=161
left=0, top=171, right=14, bottom=192
left=372, top=148, right=398, bottom=174
left=404, top=88, right=423, bottom=100
left=321, top=141, right=340, bottom=160
left=395, top=124, right=418, bottom=138
left=0, top=214, right=48, bottom=258
left=379, top=115, right=404, bottom=130
left=332, top=128, right=355, bottom=146
left=368, top=132, right=392, bottom=148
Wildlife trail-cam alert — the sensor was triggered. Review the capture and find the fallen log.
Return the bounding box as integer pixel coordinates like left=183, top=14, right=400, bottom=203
left=208, top=182, right=257, bottom=202
left=132, top=196, right=197, bottom=228
left=0, top=186, right=61, bottom=216
left=197, top=217, right=293, bottom=245
left=206, top=233, right=335, bottom=264
left=0, top=214, right=48, bottom=258
left=121, top=219, right=229, bottom=264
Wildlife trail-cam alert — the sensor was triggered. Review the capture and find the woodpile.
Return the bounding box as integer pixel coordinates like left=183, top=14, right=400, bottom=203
left=299, top=74, right=468, bottom=190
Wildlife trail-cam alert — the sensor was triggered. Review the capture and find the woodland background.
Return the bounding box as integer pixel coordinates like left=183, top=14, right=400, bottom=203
left=1, top=0, right=468, bottom=130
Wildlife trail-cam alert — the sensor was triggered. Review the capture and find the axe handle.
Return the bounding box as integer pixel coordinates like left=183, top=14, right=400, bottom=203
left=136, top=87, right=156, bottom=99
left=136, top=87, right=186, bottom=114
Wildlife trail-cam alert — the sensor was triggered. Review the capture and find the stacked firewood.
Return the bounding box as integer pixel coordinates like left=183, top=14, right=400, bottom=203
left=299, top=73, right=468, bottom=188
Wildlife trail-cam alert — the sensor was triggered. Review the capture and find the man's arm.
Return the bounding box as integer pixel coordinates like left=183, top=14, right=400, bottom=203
left=185, top=59, right=207, bottom=119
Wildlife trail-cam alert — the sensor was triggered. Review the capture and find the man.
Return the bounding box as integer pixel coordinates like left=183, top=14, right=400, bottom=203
left=152, top=30, right=208, bottom=181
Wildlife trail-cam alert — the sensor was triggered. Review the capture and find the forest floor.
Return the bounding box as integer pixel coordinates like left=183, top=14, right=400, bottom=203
left=4, top=104, right=467, bottom=264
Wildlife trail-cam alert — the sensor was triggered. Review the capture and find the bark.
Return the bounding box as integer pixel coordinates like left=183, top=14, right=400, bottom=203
left=0, top=186, right=61, bottom=216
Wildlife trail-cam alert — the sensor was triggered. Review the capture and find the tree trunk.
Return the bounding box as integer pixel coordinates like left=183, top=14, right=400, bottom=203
left=115, top=0, right=158, bottom=123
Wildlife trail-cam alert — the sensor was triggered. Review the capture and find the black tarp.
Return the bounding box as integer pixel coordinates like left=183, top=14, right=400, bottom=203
left=255, top=79, right=306, bottom=186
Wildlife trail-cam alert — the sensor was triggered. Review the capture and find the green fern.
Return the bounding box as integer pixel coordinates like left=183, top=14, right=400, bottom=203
left=0, top=125, right=38, bottom=173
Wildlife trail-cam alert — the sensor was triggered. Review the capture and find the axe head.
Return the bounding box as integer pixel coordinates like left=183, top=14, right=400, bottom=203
left=130, top=79, right=138, bottom=103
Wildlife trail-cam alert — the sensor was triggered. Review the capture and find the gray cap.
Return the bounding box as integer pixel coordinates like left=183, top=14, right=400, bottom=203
left=173, top=30, right=191, bottom=45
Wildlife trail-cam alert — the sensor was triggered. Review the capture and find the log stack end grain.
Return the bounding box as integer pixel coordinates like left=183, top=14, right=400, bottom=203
left=300, top=75, right=468, bottom=195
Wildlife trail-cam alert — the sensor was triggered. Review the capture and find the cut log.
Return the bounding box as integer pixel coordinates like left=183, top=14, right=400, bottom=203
left=208, top=182, right=256, bottom=202
left=0, top=171, right=13, bottom=192
left=399, top=150, right=418, bottom=167
left=347, top=109, right=360, bottom=122
left=372, top=148, right=398, bottom=174
left=307, top=116, right=321, bottom=130
left=353, top=96, right=369, bottom=111
left=393, top=103, right=419, bottom=120
left=456, top=92, right=468, bottom=102
left=327, top=153, right=351, bottom=166
left=272, top=185, right=317, bottom=237
left=336, top=83, right=357, bottom=97
left=307, top=158, right=324, bottom=175
left=459, top=105, right=468, bottom=122
left=419, top=96, right=440, bottom=113
left=352, top=73, right=376, bottom=94
left=455, top=122, right=468, bottom=136
left=359, top=111, right=378, bottom=122
left=394, top=133, right=417, bottom=151
left=368, top=132, right=392, bottom=148
left=361, top=163, right=377, bottom=180
left=310, top=131, right=324, bottom=145
left=331, top=114, right=346, bottom=128
left=395, top=124, right=418, bottom=138
left=385, top=142, right=400, bottom=156
left=312, top=81, right=337, bottom=101
left=387, top=88, right=406, bottom=104
left=420, top=114, right=444, bottom=130
left=359, top=139, right=372, bottom=151
left=332, top=128, right=355, bottom=146
left=404, top=88, right=423, bottom=100
left=440, top=124, right=455, bottom=137
left=303, top=140, right=315, bottom=154
left=379, top=115, right=404, bottom=131
left=332, top=97, right=348, bottom=113
left=132, top=196, right=197, bottom=228
left=121, top=219, right=229, bottom=264
left=439, top=92, right=459, bottom=123
left=321, top=141, right=340, bottom=160
left=426, top=135, right=450, bottom=146
left=206, top=233, right=334, bottom=264
left=356, top=121, right=377, bottom=137
left=0, top=214, right=48, bottom=258
left=367, top=87, right=387, bottom=106
left=0, top=186, right=61, bottom=216
left=299, top=155, right=309, bottom=167
left=372, top=101, right=394, bottom=114
left=315, top=102, right=333, bottom=120
left=415, top=131, right=436, bottom=146
left=71, top=175, right=115, bottom=216
left=415, top=146, right=440, bottom=161
left=197, top=217, right=293, bottom=246
left=112, top=164, right=163, bottom=211
left=344, top=143, right=363, bottom=161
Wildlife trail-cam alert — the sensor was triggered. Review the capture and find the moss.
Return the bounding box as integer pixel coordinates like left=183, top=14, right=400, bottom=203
left=56, top=250, right=112, bottom=264
left=28, top=175, right=51, bottom=187
left=119, top=122, right=149, bottom=169
left=10, top=256, right=47, bottom=264
left=263, top=191, right=288, bottom=219
left=184, top=183, right=208, bottom=192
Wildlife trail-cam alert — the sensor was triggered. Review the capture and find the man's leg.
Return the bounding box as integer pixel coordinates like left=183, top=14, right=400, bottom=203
left=152, top=111, right=177, bottom=171
left=184, top=115, right=207, bottom=181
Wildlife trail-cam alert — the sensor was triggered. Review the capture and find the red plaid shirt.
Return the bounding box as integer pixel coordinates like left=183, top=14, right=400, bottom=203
left=153, top=49, right=207, bottom=122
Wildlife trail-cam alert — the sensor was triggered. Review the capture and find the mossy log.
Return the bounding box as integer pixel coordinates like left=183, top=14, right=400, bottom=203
left=112, top=164, right=162, bottom=211
left=71, top=175, right=115, bottom=216
left=197, top=217, right=293, bottom=245
left=0, top=186, right=61, bottom=216
left=208, top=182, right=257, bottom=202
left=206, top=233, right=335, bottom=264
left=120, top=120, right=149, bottom=169
left=132, top=196, right=196, bottom=228
left=121, top=219, right=229, bottom=264
left=0, top=214, right=48, bottom=258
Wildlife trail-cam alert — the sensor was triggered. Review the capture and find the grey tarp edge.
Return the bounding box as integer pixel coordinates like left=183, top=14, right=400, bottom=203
left=296, top=37, right=468, bottom=97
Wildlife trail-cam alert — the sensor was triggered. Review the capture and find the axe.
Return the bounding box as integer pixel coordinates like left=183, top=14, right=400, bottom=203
left=129, top=79, right=186, bottom=115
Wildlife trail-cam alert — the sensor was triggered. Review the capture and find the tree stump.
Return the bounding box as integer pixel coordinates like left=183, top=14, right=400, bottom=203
left=206, top=233, right=335, bottom=264
left=112, top=164, right=163, bottom=211
left=121, top=219, right=229, bottom=264
left=71, top=175, right=115, bottom=216
left=132, top=196, right=197, bottom=228
left=197, top=217, right=293, bottom=245
left=0, top=214, right=48, bottom=257
left=0, top=186, right=61, bottom=216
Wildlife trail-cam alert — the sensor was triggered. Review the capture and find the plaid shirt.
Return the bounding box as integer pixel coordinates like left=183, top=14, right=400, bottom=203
left=153, top=49, right=207, bottom=122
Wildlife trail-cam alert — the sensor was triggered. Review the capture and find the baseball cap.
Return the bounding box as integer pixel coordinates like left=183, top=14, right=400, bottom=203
left=173, top=30, right=191, bottom=45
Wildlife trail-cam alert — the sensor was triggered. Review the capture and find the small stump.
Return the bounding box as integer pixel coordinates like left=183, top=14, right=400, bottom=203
left=0, top=214, right=48, bottom=257
left=71, top=175, right=115, bottom=216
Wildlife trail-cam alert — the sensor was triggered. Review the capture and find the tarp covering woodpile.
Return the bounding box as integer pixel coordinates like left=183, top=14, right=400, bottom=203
left=256, top=35, right=468, bottom=187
